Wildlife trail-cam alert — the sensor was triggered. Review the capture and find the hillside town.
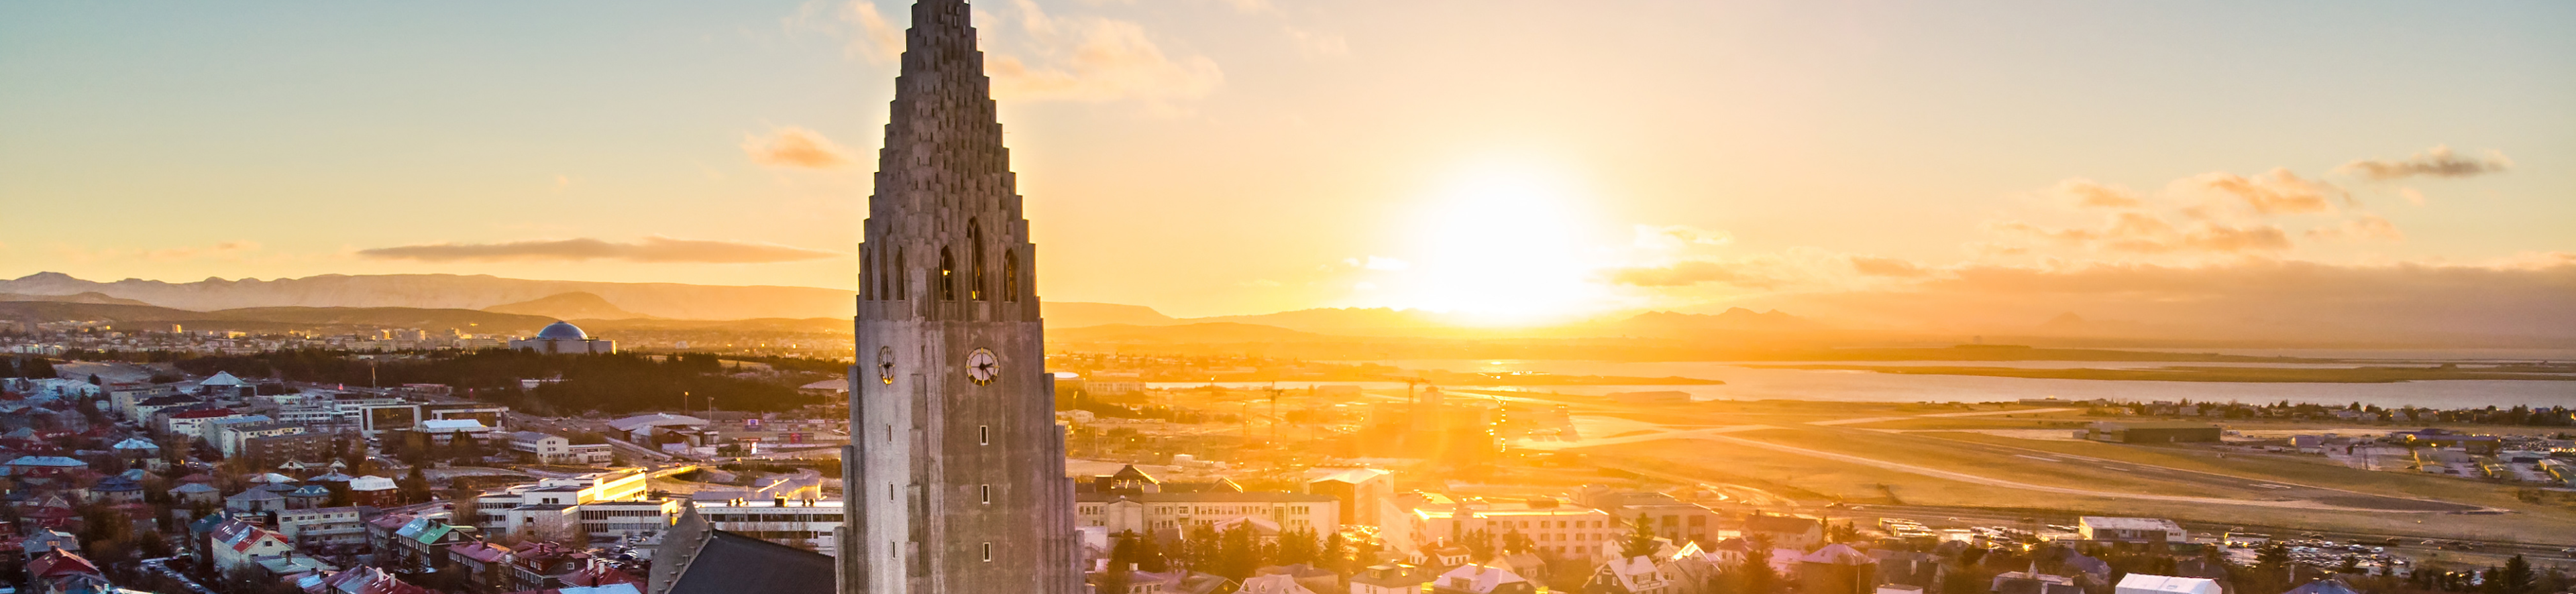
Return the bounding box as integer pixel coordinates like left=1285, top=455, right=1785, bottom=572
left=5, top=332, right=2574, bottom=594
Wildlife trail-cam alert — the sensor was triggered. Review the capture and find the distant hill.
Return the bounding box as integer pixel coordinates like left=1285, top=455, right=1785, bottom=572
left=0, top=301, right=559, bottom=334
left=0, top=291, right=155, bottom=306
left=484, top=292, right=651, bottom=320
left=1188, top=307, right=1456, bottom=336
left=1044, top=302, right=1176, bottom=328
left=1053, top=322, right=1318, bottom=343
left=1607, top=308, right=1825, bottom=337
left=0, top=272, right=851, bottom=320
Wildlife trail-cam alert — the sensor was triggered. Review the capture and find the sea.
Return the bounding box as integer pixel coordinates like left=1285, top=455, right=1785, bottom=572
left=1144, top=351, right=2576, bottom=410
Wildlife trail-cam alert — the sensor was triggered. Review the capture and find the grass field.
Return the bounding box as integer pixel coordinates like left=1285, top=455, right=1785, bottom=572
left=1741, top=364, right=2576, bottom=383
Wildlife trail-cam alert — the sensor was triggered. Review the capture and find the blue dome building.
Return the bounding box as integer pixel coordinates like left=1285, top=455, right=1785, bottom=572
left=510, top=320, right=616, bottom=354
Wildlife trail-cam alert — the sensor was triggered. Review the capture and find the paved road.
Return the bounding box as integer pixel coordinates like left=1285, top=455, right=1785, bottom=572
left=1806, top=408, right=2078, bottom=426
left=1530, top=401, right=2491, bottom=514
left=140, top=556, right=217, bottom=594
left=1899, top=432, right=2484, bottom=512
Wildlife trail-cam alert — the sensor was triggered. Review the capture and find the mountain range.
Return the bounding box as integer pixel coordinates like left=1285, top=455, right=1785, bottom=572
left=0, top=272, right=849, bottom=320
left=6, top=271, right=2567, bottom=348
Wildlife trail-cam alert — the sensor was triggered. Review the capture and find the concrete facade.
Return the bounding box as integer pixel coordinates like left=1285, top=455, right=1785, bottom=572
left=841, top=2, right=1081, bottom=593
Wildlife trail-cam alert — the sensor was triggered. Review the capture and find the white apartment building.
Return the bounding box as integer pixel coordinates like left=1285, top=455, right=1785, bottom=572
left=1403, top=499, right=1617, bottom=560
left=696, top=499, right=845, bottom=555
left=217, top=421, right=309, bottom=457
left=508, top=431, right=612, bottom=465
left=471, top=471, right=651, bottom=528
left=1077, top=492, right=1340, bottom=535
left=275, top=506, right=368, bottom=547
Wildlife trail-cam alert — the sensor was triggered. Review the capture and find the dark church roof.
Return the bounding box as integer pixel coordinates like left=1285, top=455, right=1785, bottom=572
left=652, top=503, right=833, bottom=594
left=664, top=531, right=835, bottom=594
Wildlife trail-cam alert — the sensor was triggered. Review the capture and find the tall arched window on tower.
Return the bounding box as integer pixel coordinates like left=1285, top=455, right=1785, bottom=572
left=968, top=220, right=986, bottom=301
left=938, top=248, right=957, bottom=300
left=1002, top=250, right=1020, bottom=302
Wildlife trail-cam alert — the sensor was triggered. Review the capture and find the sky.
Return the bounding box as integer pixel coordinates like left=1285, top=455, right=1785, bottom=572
left=3, top=1, right=2571, bottom=324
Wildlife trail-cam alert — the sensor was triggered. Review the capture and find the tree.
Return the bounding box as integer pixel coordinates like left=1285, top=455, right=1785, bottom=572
left=1108, top=532, right=1142, bottom=572
left=1320, top=532, right=1349, bottom=575
left=1276, top=527, right=1320, bottom=567
left=1462, top=528, right=1497, bottom=560
left=1501, top=529, right=1532, bottom=555
left=398, top=467, right=433, bottom=503
left=1214, top=523, right=1263, bottom=581
left=1183, top=523, right=1222, bottom=571
left=1135, top=531, right=1169, bottom=573
left=1622, top=513, right=1660, bottom=559
left=2496, top=555, right=2535, bottom=594
left=1734, top=544, right=1780, bottom=594
left=19, top=357, right=58, bottom=379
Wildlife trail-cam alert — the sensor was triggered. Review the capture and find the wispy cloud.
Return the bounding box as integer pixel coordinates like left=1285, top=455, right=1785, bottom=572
left=985, top=1, right=1224, bottom=105
left=1848, top=256, right=1928, bottom=277
left=1632, top=225, right=1731, bottom=251
left=145, top=241, right=262, bottom=262
left=1995, top=213, right=2292, bottom=255
left=1284, top=26, right=1348, bottom=58
left=1602, top=261, right=1774, bottom=288
left=786, top=0, right=906, bottom=64
left=2338, top=145, right=2512, bottom=181
left=2306, top=214, right=2405, bottom=242
left=2189, top=168, right=2341, bottom=215
left=2055, top=178, right=2141, bottom=209
left=359, top=237, right=837, bottom=263
left=743, top=127, right=855, bottom=170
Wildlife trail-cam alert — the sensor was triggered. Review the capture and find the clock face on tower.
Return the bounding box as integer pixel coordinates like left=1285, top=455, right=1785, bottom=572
left=877, top=347, right=896, bottom=385
left=965, top=347, right=999, bottom=385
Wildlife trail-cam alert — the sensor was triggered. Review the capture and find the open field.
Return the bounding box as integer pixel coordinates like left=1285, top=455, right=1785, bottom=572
left=1741, top=364, right=2576, bottom=382
left=1506, top=396, right=2576, bottom=546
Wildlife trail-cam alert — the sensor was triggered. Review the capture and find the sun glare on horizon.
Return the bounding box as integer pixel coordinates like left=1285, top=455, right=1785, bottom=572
left=1375, top=160, right=1616, bottom=326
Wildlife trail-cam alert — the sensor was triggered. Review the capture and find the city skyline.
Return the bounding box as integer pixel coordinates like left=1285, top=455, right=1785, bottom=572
left=3, top=1, right=2571, bottom=324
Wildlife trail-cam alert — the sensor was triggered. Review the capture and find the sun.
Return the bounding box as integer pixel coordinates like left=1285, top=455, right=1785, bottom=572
left=1387, top=162, right=1611, bottom=326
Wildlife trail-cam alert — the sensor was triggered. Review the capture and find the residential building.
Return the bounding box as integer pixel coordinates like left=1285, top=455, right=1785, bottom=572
left=510, top=431, right=612, bottom=465
left=2114, top=575, right=2221, bottom=594
left=1075, top=465, right=1339, bottom=536
left=1405, top=497, right=1616, bottom=560
left=243, top=431, right=335, bottom=465
left=696, top=498, right=847, bottom=555
left=1349, top=565, right=1442, bottom=594
left=2078, top=517, right=2184, bottom=544
left=216, top=420, right=306, bottom=457
left=1743, top=514, right=1825, bottom=550
left=276, top=506, right=369, bottom=548
left=1430, top=565, right=1536, bottom=594
left=210, top=518, right=295, bottom=572
left=1305, top=467, right=1394, bottom=528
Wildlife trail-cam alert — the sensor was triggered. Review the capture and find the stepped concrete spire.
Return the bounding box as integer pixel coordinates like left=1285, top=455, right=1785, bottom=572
left=840, top=1, right=1081, bottom=593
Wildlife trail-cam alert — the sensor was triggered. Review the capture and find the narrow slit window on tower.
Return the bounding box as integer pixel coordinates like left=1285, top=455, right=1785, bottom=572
left=1003, top=250, right=1019, bottom=302
left=982, top=542, right=993, bottom=562
left=894, top=249, right=907, bottom=300
left=981, top=484, right=990, bottom=503
left=938, top=248, right=957, bottom=300
left=979, top=425, right=989, bottom=444
left=968, top=221, right=986, bottom=300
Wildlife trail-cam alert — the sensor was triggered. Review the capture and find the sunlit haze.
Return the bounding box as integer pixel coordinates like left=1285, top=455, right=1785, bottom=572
left=3, top=1, right=2571, bottom=325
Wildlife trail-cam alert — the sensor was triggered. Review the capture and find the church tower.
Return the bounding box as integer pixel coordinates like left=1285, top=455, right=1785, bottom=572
left=839, top=1, right=1081, bottom=593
